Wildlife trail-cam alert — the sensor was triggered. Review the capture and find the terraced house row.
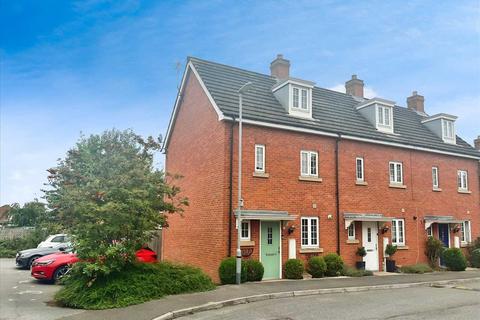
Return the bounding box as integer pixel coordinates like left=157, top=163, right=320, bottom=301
left=162, top=55, right=480, bottom=282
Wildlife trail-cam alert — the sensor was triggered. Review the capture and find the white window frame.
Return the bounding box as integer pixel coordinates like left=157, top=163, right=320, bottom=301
left=376, top=105, right=393, bottom=132
left=389, top=161, right=403, bottom=185
left=457, top=170, right=468, bottom=191
left=254, top=144, right=265, bottom=173
left=461, top=221, right=471, bottom=244
left=240, top=220, right=251, bottom=241
left=300, top=151, right=318, bottom=177
left=347, top=222, right=356, bottom=240
left=441, top=119, right=455, bottom=143
left=292, top=86, right=308, bottom=110
left=432, top=166, right=439, bottom=189
left=392, top=219, right=405, bottom=246
left=301, top=217, right=319, bottom=248
left=356, top=157, right=364, bottom=182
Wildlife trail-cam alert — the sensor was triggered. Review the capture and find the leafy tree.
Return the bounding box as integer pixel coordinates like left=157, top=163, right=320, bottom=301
left=44, top=129, right=187, bottom=279
left=8, top=200, right=47, bottom=227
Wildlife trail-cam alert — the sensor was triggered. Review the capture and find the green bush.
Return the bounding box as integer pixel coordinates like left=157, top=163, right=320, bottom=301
left=284, top=259, right=304, bottom=279
left=442, top=248, right=467, bottom=271
left=307, top=256, right=327, bottom=278
left=400, top=263, right=433, bottom=274
left=244, top=259, right=264, bottom=282
left=342, top=266, right=373, bottom=277
left=218, top=257, right=247, bottom=284
left=55, top=262, right=215, bottom=309
left=425, top=236, right=445, bottom=268
left=324, top=253, right=344, bottom=277
left=470, top=249, right=480, bottom=268
left=0, top=228, right=49, bottom=258
left=385, top=244, right=397, bottom=258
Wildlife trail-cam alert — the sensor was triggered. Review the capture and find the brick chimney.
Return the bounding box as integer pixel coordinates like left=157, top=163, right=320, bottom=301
left=270, top=54, right=290, bottom=79
left=407, top=91, right=425, bottom=113
left=474, top=136, right=480, bottom=151
left=345, top=75, right=364, bottom=98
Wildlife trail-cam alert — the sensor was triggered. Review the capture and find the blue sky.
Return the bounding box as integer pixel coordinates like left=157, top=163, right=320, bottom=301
left=1, top=0, right=479, bottom=205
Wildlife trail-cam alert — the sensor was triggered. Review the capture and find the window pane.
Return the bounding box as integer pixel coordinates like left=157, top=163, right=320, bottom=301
left=267, top=227, right=273, bottom=244
left=396, top=164, right=402, bottom=183
left=399, top=220, right=404, bottom=243
left=301, top=219, right=308, bottom=245
left=311, top=219, right=318, bottom=245
left=301, top=152, right=308, bottom=175
left=378, top=107, right=384, bottom=124
left=356, top=159, right=363, bottom=180
left=293, top=88, right=299, bottom=108
left=256, top=146, right=264, bottom=171
left=241, top=222, right=249, bottom=239
left=348, top=222, right=355, bottom=238
left=390, top=163, right=395, bottom=182
left=310, top=153, right=317, bottom=176
left=384, top=107, right=390, bottom=125
left=301, top=89, right=308, bottom=109
left=432, top=167, right=438, bottom=187
left=392, top=221, right=397, bottom=243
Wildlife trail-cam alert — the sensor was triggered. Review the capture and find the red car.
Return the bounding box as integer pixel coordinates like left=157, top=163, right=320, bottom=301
left=31, top=248, right=157, bottom=282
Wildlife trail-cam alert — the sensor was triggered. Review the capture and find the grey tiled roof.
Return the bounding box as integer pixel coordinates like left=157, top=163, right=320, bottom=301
left=190, top=57, right=480, bottom=158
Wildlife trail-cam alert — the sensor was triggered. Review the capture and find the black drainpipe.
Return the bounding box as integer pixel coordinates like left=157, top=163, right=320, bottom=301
left=227, top=116, right=235, bottom=257
left=335, top=134, right=341, bottom=255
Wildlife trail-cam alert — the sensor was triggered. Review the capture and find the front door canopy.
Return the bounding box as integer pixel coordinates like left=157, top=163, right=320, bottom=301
left=235, top=210, right=297, bottom=221
left=344, top=213, right=393, bottom=229
left=424, top=215, right=464, bottom=230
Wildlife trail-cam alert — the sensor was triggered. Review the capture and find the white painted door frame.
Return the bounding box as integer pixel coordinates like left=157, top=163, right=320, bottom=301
left=362, top=221, right=379, bottom=271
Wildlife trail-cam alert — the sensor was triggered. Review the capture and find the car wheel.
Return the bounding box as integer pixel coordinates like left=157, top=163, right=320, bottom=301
left=53, top=265, right=69, bottom=283
left=28, top=256, right=40, bottom=269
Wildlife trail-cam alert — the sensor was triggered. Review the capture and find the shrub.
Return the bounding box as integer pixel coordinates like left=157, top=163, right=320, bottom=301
left=284, top=259, right=304, bottom=279
left=356, top=247, right=367, bottom=258
left=0, top=228, right=50, bottom=258
left=400, top=263, right=433, bottom=274
left=470, top=249, right=480, bottom=268
left=442, top=248, right=467, bottom=271
left=385, top=244, right=397, bottom=259
left=307, top=256, right=327, bottom=278
left=244, top=259, right=264, bottom=282
left=425, top=236, right=445, bottom=268
left=55, top=262, right=215, bottom=309
left=218, top=257, right=247, bottom=284
left=324, top=253, right=344, bottom=277
left=342, top=266, right=373, bottom=277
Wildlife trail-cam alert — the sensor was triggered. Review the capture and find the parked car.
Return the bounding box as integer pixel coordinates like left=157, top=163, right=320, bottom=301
left=31, top=247, right=157, bottom=282
left=16, top=246, right=71, bottom=269
left=37, top=234, right=71, bottom=248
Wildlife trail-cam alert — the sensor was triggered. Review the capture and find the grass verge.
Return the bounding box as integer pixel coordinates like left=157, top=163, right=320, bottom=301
left=55, top=261, right=215, bottom=309
left=399, top=263, right=433, bottom=274
left=342, top=266, right=373, bottom=277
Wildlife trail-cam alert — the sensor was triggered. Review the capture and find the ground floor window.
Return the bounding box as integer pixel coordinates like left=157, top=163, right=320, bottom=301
left=426, top=226, right=433, bottom=237
left=347, top=222, right=355, bottom=240
left=240, top=220, right=250, bottom=241
left=392, top=219, right=405, bottom=246
left=301, top=217, right=319, bottom=248
left=461, top=221, right=471, bottom=243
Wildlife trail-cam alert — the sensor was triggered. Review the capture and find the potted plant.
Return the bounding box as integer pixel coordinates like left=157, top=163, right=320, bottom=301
left=355, top=246, right=367, bottom=270
left=385, top=244, right=398, bottom=272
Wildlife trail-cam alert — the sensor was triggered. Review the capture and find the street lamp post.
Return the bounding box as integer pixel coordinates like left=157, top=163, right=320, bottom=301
left=236, top=81, right=253, bottom=285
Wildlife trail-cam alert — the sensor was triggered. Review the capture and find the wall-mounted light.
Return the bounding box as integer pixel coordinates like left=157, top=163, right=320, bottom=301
left=381, top=224, right=390, bottom=234
left=327, top=214, right=333, bottom=220
left=452, top=224, right=461, bottom=233
left=287, top=225, right=296, bottom=235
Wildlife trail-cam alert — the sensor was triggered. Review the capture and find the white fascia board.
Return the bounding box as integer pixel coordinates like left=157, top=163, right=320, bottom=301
left=356, top=97, right=396, bottom=110
left=272, top=78, right=315, bottom=92
left=163, top=61, right=225, bottom=150
left=421, top=113, right=458, bottom=124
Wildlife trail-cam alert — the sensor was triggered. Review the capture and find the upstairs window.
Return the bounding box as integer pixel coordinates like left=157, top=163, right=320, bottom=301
left=442, top=119, right=455, bottom=143
left=300, top=151, right=318, bottom=177
left=392, top=219, right=405, bottom=246
left=292, top=87, right=308, bottom=110
left=301, top=217, right=319, bottom=248
left=376, top=105, right=393, bottom=132
left=457, top=170, right=468, bottom=191
left=432, top=167, right=439, bottom=189
left=389, top=162, right=403, bottom=185
left=255, top=145, right=265, bottom=173
left=356, top=157, right=364, bottom=182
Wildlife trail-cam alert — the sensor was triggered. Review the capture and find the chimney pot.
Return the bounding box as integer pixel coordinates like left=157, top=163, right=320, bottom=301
left=345, top=75, right=364, bottom=98
left=474, top=136, right=480, bottom=151
left=270, top=54, right=290, bottom=79
left=407, top=91, right=425, bottom=113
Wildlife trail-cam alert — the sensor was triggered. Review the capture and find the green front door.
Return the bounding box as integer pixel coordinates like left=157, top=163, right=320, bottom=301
left=261, top=221, right=281, bottom=279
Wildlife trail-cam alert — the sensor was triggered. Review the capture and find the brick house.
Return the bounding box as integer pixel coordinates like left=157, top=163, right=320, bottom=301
left=162, top=55, right=480, bottom=282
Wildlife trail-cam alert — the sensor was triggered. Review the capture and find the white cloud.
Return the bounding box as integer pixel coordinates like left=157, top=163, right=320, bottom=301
left=328, top=84, right=379, bottom=99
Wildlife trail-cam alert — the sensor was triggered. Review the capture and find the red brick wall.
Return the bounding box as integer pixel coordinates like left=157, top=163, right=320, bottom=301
left=163, top=71, right=231, bottom=282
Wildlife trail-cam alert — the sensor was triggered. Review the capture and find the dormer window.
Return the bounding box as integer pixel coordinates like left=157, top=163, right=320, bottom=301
left=272, top=78, right=315, bottom=119
left=442, top=119, right=455, bottom=143
left=356, top=98, right=396, bottom=134
left=377, top=105, right=392, bottom=129
left=421, top=113, right=457, bottom=145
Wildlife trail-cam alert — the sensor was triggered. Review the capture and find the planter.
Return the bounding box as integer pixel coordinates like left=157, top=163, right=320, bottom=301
left=386, top=259, right=396, bottom=272
left=355, top=261, right=366, bottom=270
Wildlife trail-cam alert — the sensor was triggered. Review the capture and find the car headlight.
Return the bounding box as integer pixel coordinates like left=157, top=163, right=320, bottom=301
left=16, top=252, right=20, bottom=258
left=34, top=259, right=56, bottom=266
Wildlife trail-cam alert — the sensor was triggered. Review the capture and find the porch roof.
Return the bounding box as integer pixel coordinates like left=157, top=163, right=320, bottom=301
left=424, top=215, right=464, bottom=229
left=234, top=210, right=297, bottom=221
left=344, top=213, right=393, bottom=229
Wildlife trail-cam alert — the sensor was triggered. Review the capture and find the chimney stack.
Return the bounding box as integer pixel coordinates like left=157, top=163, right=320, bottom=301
left=345, top=75, right=364, bottom=98
left=407, top=91, right=425, bottom=113
left=474, top=136, right=480, bottom=151
left=270, top=54, right=290, bottom=79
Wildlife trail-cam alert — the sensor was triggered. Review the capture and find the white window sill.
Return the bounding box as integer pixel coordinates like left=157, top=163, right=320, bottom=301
left=253, top=172, right=269, bottom=178
left=355, top=181, right=368, bottom=186
left=240, top=240, right=255, bottom=247
left=392, top=245, right=408, bottom=250
left=299, top=176, right=323, bottom=182
left=300, top=247, right=323, bottom=253
left=389, top=184, right=407, bottom=189
left=346, top=239, right=359, bottom=244
left=457, top=189, right=471, bottom=194
left=460, top=242, right=470, bottom=248
left=432, top=188, right=442, bottom=192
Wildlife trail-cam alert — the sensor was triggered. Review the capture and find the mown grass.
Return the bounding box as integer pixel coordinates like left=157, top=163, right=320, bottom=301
left=399, top=263, right=433, bottom=274
left=342, top=266, right=373, bottom=277
left=55, top=261, right=215, bottom=309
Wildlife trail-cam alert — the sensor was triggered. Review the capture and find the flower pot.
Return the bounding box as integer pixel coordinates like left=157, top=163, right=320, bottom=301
left=356, top=261, right=366, bottom=270
left=386, top=259, right=396, bottom=272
